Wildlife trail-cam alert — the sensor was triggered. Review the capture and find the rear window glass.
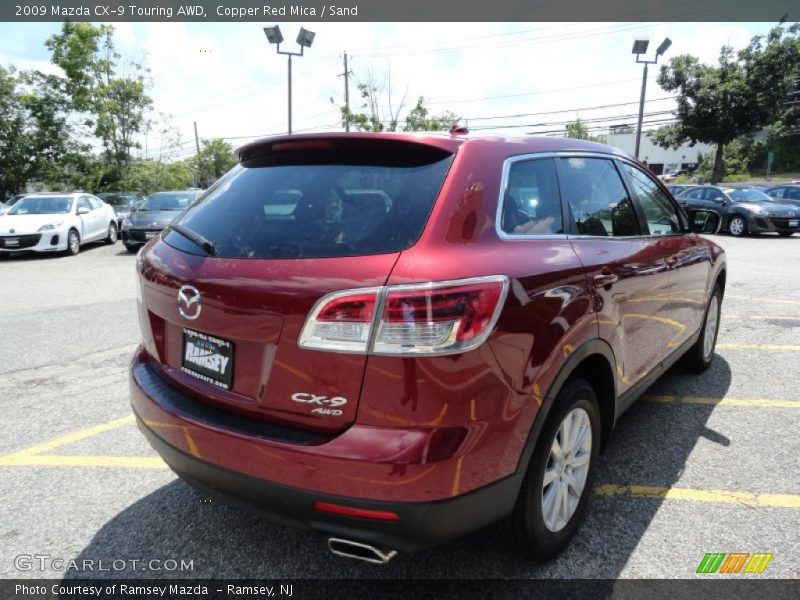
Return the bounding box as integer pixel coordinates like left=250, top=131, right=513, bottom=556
left=165, top=151, right=453, bottom=259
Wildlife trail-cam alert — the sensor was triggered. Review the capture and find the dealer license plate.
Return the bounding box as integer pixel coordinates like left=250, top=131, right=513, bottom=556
left=181, top=328, right=234, bottom=389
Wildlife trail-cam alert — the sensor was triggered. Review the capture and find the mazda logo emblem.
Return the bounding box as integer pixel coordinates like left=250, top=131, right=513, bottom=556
left=10, top=229, right=14, bottom=234
left=178, top=285, right=202, bottom=320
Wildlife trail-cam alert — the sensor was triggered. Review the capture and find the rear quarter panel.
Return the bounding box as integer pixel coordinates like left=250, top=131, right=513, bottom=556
left=357, top=141, right=598, bottom=497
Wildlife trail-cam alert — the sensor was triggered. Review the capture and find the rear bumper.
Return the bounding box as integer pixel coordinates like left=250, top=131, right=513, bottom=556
left=136, top=415, right=520, bottom=553
left=130, top=348, right=523, bottom=552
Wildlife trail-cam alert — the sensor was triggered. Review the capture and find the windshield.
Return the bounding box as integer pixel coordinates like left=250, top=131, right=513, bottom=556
left=725, top=188, right=772, bottom=203
left=8, top=196, right=73, bottom=215
left=164, top=152, right=453, bottom=259
left=138, top=192, right=195, bottom=212
left=98, top=193, right=136, bottom=208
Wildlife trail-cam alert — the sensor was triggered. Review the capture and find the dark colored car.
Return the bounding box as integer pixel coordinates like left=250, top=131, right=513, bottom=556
left=131, top=133, right=726, bottom=563
left=121, top=190, right=201, bottom=252
left=666, top=183, right=695, bottom=197
left=764, top=184, right=800, bottom=209
left=97, top=191, right=144, bottom=229
left=675, top=185, right=800, bottom=237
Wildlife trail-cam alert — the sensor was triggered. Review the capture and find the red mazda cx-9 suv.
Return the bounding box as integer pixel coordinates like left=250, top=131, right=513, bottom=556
left=131, top=132, right=725, bottom=563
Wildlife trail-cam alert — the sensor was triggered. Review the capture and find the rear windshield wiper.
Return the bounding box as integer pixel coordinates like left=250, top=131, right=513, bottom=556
left=169, top=223, right=217, bottom=257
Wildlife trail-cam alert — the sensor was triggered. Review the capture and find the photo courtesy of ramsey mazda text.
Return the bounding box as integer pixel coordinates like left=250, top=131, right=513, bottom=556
left=130, top=132, right=725, bottom=563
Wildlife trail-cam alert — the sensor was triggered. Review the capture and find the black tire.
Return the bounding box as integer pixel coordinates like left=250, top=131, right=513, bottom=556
left=778, top=231, right=794, bottom=237
left=502, top=379, right=601, bottom=561
left=728, top=215, right=747, bottom=237
left=66, top=229, right=80, bottom=256
left=105, top=222, right=118, bottom=244
left=124, top=243, right=139, bottom=254
left=682, top=284, right=722, bottom=372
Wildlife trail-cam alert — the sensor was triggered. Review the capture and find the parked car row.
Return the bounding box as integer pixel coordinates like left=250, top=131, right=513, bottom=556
left=674, top=185, right=800, bottom=237
left=0, top=189, right=203, bottom=258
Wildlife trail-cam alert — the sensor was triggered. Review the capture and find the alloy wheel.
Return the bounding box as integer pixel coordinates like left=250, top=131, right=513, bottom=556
left=541, top=407, right=593, bottom=532
left=729, top=217, right=745, bottom=236
left=69, top=231, right=79, bottom=254
left=703, top=294, right=719, bottom=359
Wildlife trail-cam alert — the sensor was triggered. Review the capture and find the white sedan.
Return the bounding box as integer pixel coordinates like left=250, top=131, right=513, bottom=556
left=0, top=193, right=118, bottom=257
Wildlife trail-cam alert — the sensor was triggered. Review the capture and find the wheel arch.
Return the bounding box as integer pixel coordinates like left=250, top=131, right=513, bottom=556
left=514, top=338, right=618, bottom=478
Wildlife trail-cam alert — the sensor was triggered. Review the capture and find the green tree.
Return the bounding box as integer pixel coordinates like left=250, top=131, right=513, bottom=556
left=118, top=160, right=193, bottom=196
left=334, top=68, right=460, bottom=133
left=190, top=138, right=237, bottom=186
left=565, top=117, right=607, bottom=143
left=0, top=66, right=75, bottom=198
left=653, top=23, right=800, bottom=183
left=46, top=23, right=152, bottom=182
left=403, top=97, right=460, bottom=132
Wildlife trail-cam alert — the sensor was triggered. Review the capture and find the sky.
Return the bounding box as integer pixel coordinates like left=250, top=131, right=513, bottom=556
left=0, top=21, right=779, bottom=160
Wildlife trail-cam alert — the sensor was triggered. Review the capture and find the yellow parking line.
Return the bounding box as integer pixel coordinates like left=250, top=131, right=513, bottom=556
left=594, top=483, right=800, bottom=509
left=0, top=454, right=166, bottom=469
left=750, top=315, right=800, bottom=321
left=0, top=414, right=135, bottom=460
left=726, top=295, right=800, bottom=306
left=717, top=343, right=800, bottom=351
left=645, top=395, right=799, bottom=408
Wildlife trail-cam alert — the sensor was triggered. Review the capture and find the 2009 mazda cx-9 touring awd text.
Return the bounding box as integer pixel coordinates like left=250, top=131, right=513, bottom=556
left=130, top=133, right=726, bottom=563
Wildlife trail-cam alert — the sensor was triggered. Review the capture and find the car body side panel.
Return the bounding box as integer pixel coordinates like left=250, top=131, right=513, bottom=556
left=570, top=237, right=670, bottom=394
left=356, top=143, right=598, bottom=494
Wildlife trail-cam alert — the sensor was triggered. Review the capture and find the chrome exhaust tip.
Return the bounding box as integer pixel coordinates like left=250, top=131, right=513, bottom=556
left=327, top=537, right=398, bottom=564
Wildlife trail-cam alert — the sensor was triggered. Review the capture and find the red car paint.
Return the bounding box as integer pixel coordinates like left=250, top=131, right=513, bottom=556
left=131, top=132, right=725, bottom=551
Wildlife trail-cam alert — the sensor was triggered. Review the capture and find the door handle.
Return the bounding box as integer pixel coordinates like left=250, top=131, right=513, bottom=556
left=593, top=270, right=618, bottom=287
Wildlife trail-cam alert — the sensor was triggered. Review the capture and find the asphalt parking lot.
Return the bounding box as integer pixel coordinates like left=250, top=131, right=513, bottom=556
left=1, top=235, right=798, bottom=580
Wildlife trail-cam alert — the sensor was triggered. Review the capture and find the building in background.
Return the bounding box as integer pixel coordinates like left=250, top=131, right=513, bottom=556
left=607, top=131, right=715, bottom=175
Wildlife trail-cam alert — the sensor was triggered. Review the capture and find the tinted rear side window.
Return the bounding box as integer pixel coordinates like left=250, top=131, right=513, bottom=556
left=501, top=158, right=563, bottom=235
left=166, top=148, right=453, bottom=259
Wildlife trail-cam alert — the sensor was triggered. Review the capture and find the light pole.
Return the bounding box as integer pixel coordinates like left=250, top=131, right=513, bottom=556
left=264, top=25, right=316, bottom=135
left=632, top=37, right=671, bottom=160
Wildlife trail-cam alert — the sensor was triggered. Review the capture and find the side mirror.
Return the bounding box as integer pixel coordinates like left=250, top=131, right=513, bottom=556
left=687, top=209, right=721, bottom=234
left=77, top=206, right=90, bottom=215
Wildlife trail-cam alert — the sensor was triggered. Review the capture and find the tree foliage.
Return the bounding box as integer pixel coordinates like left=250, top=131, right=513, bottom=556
left=565, top=118, right=607, bottom=143
left=118, top=160, right=193, bottom=196
left=46, top=22, right=152, bottom=179
left=190, top=138, right=237, bottom=186
left=652, top=23, right=800, bottom=183
left=0, top=66, right=76, bottom=198
left=335, top=68, right=460, bottom=132
left=403, top=97, right=460, bottom=132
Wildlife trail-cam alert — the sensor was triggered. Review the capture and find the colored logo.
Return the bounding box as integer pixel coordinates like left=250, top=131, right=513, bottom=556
left=696, top=552, right=773, bottom=574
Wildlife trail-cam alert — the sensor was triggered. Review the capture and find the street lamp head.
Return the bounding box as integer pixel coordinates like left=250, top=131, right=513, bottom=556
left=297, top=27, right=316, bottom=48
left=656, top=37, right=672, bottom=56
left=264, top=26, right=284, bottom=45
left=632, top=39, right=649, bottom=55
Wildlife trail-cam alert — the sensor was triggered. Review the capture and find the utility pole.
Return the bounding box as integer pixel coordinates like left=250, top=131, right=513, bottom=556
left=193, top=121, right=201, bottom=188
left=338, top=52, right=352, bottom=132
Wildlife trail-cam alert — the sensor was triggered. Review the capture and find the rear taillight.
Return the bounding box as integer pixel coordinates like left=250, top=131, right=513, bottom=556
left=298, top=288, right=381, bottom=353
left=298, top=276, right=508, bottom=355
